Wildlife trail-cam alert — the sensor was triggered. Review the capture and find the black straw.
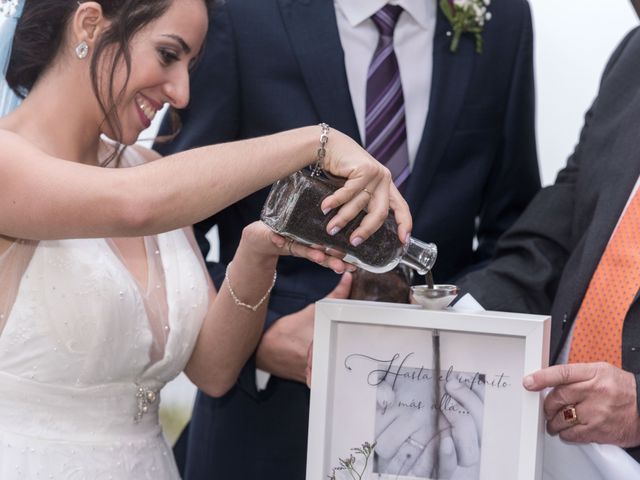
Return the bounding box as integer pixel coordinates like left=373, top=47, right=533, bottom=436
left=432, top=327, right=440, bottom=479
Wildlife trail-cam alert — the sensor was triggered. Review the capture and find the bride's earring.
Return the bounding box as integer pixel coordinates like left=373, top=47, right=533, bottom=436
left=75, top=41, right=89, bottom=59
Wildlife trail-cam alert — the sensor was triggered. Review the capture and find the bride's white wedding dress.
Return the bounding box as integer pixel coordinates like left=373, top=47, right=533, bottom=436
left=0, top=148, right=210, bottom=479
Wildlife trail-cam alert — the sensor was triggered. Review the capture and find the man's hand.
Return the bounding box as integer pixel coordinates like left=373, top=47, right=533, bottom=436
left=523, top=362, right=640, bottom=447
left=256, top=273, right=352, bottom=384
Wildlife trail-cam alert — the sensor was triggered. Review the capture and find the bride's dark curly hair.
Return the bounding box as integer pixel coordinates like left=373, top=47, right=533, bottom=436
left=6, top=0, right=214, bottom=158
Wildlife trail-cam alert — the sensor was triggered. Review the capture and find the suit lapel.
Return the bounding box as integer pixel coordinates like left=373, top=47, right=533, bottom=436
left=277, top=0, right=361, bottom=142
left=567, top=130, right=640, bottom=321
left=404, top=7, right=474, bottom=209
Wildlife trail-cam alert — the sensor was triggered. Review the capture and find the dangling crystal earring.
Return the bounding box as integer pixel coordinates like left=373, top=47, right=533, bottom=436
left=75, top=41, right=89, bottom=59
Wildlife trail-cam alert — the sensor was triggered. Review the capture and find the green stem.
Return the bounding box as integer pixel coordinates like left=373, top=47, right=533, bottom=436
left=358, top=452, right=371, bottom=479
left=475, top=32, right=484, bottom=53
left=450, top=29, right=462, bottom=53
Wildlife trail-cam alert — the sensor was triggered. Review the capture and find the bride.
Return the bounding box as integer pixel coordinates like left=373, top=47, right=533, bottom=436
left=0, top=0, right=411, bottom=478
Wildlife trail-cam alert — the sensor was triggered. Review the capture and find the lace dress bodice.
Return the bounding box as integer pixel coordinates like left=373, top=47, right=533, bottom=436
left=0, top=149, right=209, bottom=479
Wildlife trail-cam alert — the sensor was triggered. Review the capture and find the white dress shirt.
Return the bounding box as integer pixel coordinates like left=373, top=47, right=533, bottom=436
left=334, top=0, right=437, bottom=167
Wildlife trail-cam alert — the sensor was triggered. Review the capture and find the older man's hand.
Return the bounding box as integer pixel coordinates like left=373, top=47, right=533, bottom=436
left=523, top=362, right=640, bottom=447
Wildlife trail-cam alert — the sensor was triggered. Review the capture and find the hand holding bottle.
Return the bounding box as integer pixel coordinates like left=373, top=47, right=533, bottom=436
left=262, top=169, right=436, bottom=275
left=241, top=221, right=357, bottom=274
left=318, top=128, right=412, bottom=247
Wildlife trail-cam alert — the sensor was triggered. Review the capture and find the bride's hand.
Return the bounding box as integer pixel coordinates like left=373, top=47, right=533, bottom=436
left=241, top=222, right=357, bottom=274
left=320, top=130, right=412, bottom=247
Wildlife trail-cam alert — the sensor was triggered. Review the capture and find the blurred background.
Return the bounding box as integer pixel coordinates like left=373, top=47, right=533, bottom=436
left=137, top=1, right=639, bottom=445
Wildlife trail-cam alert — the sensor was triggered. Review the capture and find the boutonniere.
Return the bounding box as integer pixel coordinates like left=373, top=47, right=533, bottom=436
left=439, top=0, right=492, bottom=54
left=1, top=0, right=20, bottom=17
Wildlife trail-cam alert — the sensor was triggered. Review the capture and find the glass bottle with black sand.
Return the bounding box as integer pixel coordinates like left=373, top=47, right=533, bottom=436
left=261, top=170, right=437, bottom=276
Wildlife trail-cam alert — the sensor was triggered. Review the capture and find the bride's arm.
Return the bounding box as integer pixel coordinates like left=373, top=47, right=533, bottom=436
left=0, top=126, right=411, bottom=244
left=183, top=222, right=343, bottom=397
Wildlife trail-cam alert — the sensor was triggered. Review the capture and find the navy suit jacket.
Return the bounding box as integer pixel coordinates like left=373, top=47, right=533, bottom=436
left=155, top=0, right=540, bottom=478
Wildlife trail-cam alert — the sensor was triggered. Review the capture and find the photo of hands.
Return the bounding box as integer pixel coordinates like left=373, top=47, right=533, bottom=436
left=373, top=367, right=485, bottom=479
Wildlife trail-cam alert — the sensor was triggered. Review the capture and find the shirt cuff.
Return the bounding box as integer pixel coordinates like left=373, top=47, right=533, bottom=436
left=256, top=368, right=271, bottom=391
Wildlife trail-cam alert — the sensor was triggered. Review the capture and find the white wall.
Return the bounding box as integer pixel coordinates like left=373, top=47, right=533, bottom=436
left=529, top=0, right=637, bottom=185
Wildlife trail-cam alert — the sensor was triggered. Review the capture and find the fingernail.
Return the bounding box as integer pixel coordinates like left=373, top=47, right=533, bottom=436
left=329, top=226, right=341, bottom=236
left=523, top=375, right=534, bottom=389
left=351, top=237, right=363, bottom=247
left=405, top=233, right=411, bottom=244
left=322, top=207, right=332, bottom=215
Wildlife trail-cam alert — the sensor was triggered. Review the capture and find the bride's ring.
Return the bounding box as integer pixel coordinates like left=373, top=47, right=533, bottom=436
left=287, top=239, right=295, bottom=256
left=362, top=188, right=372, bottom=197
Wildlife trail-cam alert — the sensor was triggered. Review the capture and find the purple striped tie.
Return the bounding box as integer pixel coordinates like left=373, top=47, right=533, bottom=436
left=366, top=5, right=410, bottom=192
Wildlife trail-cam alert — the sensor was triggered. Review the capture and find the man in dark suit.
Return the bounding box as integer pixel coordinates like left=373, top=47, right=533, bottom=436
left=458, top=16, right=640, bottom=461
left=155, top=0, right=539, bottom=477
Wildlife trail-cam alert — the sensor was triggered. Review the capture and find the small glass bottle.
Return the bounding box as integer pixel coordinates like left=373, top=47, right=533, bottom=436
left=260, top=170, right=437, bottom=275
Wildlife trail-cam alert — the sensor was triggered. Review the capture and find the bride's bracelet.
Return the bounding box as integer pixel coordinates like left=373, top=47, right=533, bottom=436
left=224, top=261, right=277, bottom=312
left=310, top=122, right=330, bottom=176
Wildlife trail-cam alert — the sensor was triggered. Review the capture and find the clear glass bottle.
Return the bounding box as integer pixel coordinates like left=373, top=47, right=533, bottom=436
left=260, top=170, right=437, bottom=275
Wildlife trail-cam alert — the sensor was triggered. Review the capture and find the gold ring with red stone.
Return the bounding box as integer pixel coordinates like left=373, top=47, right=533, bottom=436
left=562, top=404, right=579, bottom=426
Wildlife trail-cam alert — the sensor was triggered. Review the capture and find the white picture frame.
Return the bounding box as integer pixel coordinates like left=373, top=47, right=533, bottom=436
left=307, top=299, right=550, bottom=480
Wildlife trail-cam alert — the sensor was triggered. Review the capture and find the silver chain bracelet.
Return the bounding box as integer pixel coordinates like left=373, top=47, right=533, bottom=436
left=310, top=123, right=330, bottom=177
left=224, top=261, right=277, bottom=312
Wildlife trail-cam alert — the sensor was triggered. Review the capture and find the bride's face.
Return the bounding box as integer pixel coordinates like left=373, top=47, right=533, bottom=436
left=99, top=0, right=208, bottom=145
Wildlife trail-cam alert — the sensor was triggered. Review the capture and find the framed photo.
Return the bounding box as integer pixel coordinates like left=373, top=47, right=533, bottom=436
left=307, top=299, right=550, bottom=480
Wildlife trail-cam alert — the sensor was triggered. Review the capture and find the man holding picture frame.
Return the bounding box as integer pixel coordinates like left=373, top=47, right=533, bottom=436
left=458, top=0, right=640, bottom=463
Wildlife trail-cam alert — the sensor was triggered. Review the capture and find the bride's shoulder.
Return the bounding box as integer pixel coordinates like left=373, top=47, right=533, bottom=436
left=0, top=127, right=31, bottom=148
left=0, top=128, right=46, bottom=162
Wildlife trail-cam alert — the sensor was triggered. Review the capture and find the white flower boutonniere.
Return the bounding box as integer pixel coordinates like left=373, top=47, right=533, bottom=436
left=440, top=0, right=492, bottom=54
left=1, top=0, right=20, bottom=17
